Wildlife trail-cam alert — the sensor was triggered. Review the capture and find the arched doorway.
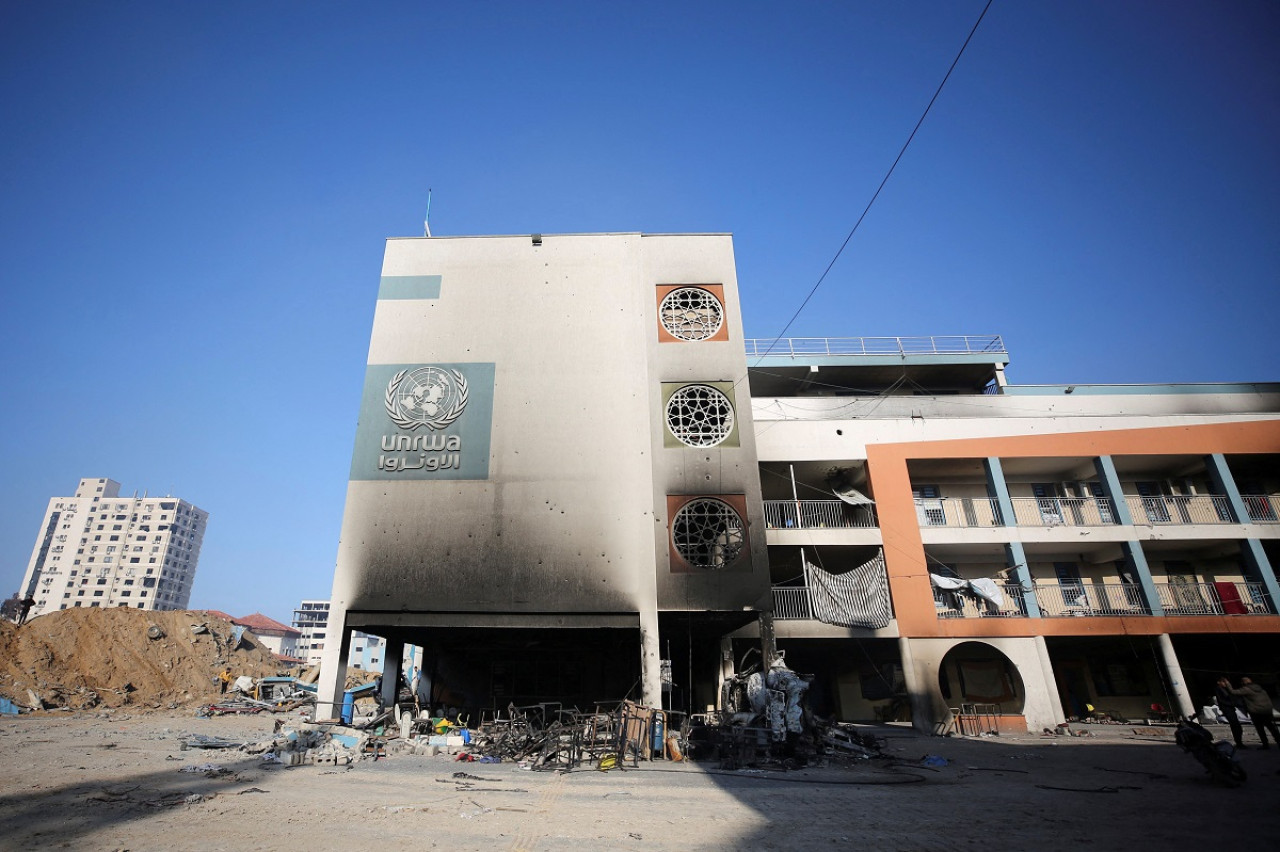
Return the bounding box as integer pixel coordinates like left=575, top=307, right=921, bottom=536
left=938, top=641, right=1026, bottom=715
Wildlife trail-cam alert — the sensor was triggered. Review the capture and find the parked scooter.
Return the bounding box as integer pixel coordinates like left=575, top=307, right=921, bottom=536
left=1176, top=717, right=1247, bottom=787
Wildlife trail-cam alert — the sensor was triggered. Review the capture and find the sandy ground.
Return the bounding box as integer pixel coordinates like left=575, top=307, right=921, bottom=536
left=1, top=711, right=1277, bottom=852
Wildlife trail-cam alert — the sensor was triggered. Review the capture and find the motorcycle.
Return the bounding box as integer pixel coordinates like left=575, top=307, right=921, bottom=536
left=1176, top=717, right=1247, bottom=787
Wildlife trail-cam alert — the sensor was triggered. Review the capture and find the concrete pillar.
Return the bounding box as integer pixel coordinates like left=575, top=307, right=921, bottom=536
left=898, top=636, right=931, bottom=734
left=1205, top=453, right=1280, bottom=610
left=639, top=605, right=662, bottom=709
left=985, top=458, right=1041, bottom=616
left=379, top=638, right=404, bottom=709
left=1033, top=635, right=1065, bottom=725
left=1157, top=633, right=1195, bottom=720
left=1094, top=455, right=1164, bottom=615
left=758, top=611, right=778, bottom=667
left=314, top=612, right=352, bottom=722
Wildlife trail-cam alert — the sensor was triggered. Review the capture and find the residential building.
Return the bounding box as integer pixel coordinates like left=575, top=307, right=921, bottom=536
left=315, top=232, right=1280, bottom=732
left=291, top=599, right=383, bottom=671
left=233, top=613, right=302, bottom=659
left=16, top=478, right=208, bottom=618
left=292, top=600, right=331, bottom=666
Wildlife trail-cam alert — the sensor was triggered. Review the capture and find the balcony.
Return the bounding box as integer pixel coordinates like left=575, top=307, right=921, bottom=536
left=933, top=583, right=1032, bottom=618
left=1154, top=581, right=1271, bottom=615
left=1035, top=582, right=1147, bottom=617
left=915, top=497, right=1003, bottom=528
left=1008, top=497, right=1117, bottom=527
left=1241, top=495, right=1280, bottom=523
left=924, top=580, right=1273, bottom=619
left=763, top=500, right=877, bottom=530
left=913, top=495, right=1272, bottom=528
left=772, top=587, right=814, bottom=620
left=1124, top=495, right=1235, bottom=525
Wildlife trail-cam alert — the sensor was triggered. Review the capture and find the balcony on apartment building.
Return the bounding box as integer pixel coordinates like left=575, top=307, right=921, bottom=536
left=916, top=541, right=1276, bottom=621
left=908, top=453, right=1280, bottom=536
left=760, top=460, right=880, bottom=545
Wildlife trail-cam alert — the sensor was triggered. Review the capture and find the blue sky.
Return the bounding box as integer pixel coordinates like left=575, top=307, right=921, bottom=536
left=2, top=1, right=1277, bottom=622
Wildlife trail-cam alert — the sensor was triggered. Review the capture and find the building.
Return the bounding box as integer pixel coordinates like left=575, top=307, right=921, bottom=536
left=292, top=600, right=331, bottom=666
left=16, top=478, right=207, bottom=618
left=316, top=232, right=1280, bottom=732
left=233, top=613, right=302, bottom=659
left=746, top=340, right=1280, bottom=731
left=291, top=599, right=383, bottom=670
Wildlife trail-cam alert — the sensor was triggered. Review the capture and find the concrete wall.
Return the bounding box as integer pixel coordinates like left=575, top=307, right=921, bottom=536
left=320, top=233, right=771, bottom=712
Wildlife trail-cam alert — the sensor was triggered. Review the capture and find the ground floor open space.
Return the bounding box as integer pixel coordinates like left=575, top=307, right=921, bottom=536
left=2, top=711, right=1277, bottom=851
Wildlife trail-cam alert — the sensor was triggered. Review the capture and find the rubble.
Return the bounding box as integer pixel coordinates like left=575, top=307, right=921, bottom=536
left=0, top=608, right=290, bottom=712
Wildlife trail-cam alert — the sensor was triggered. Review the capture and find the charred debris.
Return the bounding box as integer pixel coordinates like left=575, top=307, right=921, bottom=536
left=246, top=655, right=888, bottom=773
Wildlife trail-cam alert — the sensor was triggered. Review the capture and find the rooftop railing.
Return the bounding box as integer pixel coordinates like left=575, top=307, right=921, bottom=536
left=744, top=335, right=1007, bottom=359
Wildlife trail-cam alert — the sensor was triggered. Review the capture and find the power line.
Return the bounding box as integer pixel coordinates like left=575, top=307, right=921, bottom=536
left=755, top=0, right=994, bottom=360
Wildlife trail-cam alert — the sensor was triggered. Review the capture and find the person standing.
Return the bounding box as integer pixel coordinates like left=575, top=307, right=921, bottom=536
left=17, top=596, right=35, bottom=625
left=1215, top=676, right=1247, bottom=748
left=218, top=667, right=232, bottom=695
left=1228, top=677, right=1280, bottom=749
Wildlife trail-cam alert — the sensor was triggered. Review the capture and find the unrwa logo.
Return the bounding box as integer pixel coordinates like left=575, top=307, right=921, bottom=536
left=384, top=366, right=469, bottom=431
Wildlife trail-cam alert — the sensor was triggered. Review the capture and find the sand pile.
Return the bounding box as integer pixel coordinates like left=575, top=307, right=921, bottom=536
left=0, top=608, right=290, bottom=711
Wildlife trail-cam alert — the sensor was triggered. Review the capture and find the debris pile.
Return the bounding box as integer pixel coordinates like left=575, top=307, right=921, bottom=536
left=0, top=608, right=290, bottom=711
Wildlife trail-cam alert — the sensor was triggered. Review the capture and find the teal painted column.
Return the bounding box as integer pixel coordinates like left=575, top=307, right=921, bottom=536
left=1095, top=456, right=1164, bottom=615
left=984, top=457, right=1041, bottom=617
left=1205, top=453, right=1280, bottom=612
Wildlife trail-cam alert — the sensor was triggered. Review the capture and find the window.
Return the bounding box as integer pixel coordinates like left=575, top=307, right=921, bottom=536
left=666, top=384, right=736, bottom=447
left=1032, top=484, right=1063, bottom=524
left=1054, top=563, right=1087, bottom=608
left=658, top=287, right=725, bottom=341
left=93, top=590, right=103, bottom=597
left=671, top=498, right=745, bottom=570
left=913, top=485, right=945, bottom=526
left=1136, top=482, right=1171, bottom=523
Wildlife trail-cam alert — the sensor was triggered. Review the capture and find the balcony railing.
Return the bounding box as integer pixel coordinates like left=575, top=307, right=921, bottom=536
left=926, top=580, right=1273, bottom=619
left=1155, top=581, right=1272, bottom=615
left=1125, top=495, right=1236, bottom=525
left=1241, top=495, right=1280, bottom=523
left=1008, top=497, right=1118, bottom=527
left=763, top=500, right=878, bottom=530
left=914, top=498, right=1003, bottom=528
left=745, top=335, right=1006, bottom=359
left=1035, top=582, right=1149, bottom=617
left=933, top=583, right=1031, bottom=618
left=772, top=587, right=814, bottom=620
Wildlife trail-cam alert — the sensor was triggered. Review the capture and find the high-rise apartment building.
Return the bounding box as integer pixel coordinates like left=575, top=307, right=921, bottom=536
left=16, top=478, right=208, bottom=618
left=315, top=232, right=1280, bottom=732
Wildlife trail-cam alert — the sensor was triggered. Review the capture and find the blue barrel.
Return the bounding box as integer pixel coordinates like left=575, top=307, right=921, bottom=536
left=651, top=711, right=666, bottom=757
left=341, top=691, right=355, bottom=725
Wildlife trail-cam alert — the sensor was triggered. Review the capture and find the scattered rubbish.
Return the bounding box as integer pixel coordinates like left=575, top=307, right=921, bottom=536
left=920, top=755, right=948, bottom=768
left=180, top=735, right=244, bottom=750
left=236, top=787, right=269, bottom=795
left=146, top=625, right=165, bottom=640
left=190, top=624, right=209, bottom=635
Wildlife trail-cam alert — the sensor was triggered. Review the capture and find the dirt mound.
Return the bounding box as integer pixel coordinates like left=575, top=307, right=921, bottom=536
left=0, top=608, right=292, bottom=711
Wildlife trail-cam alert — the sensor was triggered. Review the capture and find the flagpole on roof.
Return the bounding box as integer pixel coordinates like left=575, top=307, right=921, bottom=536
left=423, top=188, right=433, bottom=237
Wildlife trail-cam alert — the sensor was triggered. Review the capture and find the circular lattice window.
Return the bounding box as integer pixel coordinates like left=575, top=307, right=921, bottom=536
left=666, top=384, right=735, bottom=447
left=672, top=498, right=745, bottom=570
left=659, top=287, right=724, bottom=341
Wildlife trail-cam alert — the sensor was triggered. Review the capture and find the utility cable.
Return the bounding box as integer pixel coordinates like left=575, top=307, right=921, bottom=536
left=753, top=0, right=994, bottom=362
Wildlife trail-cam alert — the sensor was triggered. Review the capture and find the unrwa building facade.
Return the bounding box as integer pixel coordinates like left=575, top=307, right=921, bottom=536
left=318, top=231, right=1280, bottom=734
left=316, top=233, right=772, bottom=719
